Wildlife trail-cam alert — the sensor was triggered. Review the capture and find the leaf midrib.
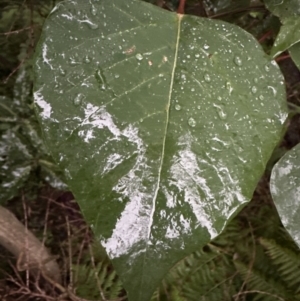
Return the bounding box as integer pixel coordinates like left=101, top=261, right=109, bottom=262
left=147, top=13, right=183, bottom=240
left=137, top=13, right=183, bottom=300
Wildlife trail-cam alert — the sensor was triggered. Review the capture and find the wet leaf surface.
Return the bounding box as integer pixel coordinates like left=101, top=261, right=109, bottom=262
left=270, top=143, right=300, bottom=248
left=33, top=0, right=288, bottom=300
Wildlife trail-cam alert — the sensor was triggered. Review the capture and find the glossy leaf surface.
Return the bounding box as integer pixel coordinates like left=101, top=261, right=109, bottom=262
left=33, top=0, right=288, bottom=300
left=270, top=17, right=300, bottom=58
left=270, top=143, right=300, bottom=247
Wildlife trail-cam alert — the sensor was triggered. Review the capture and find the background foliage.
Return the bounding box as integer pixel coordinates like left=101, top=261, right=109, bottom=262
left=0, top=0, right=300, bottom=300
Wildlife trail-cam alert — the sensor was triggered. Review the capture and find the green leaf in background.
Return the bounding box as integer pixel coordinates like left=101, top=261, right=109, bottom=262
left=265, top=0, right=300, bottom=69
left=0, top=126, right=32, bottom=203
left=263, top=0, right=300, bottom=21
left=289, top=42, right=300, bottom=70
left=33, top=0, right=287, bottom=300
left=0, top=67, right=67, bottom=204
left=270, top=16, right=300, bottom=58
left=270, top=143, right=300, bottom=248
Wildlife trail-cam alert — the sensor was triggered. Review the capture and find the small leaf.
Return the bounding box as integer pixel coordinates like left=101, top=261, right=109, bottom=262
left=289, top=42, right=300, bottom=70
left=264, top=0, right=300, bottom=21
left=270, top=143, right=300, bottom=248
left=33, top=0, right=288, bottom=300
left=270, top=16, right=300, bottom=58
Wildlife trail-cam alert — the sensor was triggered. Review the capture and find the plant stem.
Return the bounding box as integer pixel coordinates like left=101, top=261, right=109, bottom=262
left=177, top=0, right=186, bottom=14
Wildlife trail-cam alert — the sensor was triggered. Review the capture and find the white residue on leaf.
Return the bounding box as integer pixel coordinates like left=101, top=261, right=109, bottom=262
left=42, top=44, right=53, bottom=70
left=278, top=111, right=288, bottom=125
left=211, top=161, right=247, bottom=218
left=165, top=214, right=191, bottom=239
left=103, top=153, right=123, bottom=173
left=78, top=103, right=121, bottom=143
left=34, top=88, right=53, bottom=120
left=277, top=160, right=293, bottom=177
left=61, top=13, right=73, bottom=20
left=169, top=133, right=217, bottom=238
left=101, top=124, right=155, bottom=261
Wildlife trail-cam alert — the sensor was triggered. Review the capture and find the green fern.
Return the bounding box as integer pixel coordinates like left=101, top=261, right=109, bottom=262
left=234, top=261, right=293, bottom=301
left=72, top=261, right=123, bottom=300
left=260, top=238, right=300, bottom=294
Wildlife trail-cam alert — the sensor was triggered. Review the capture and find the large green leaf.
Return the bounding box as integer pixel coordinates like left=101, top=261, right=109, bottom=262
left=270, top=144, right=300, bottom=248
left=33, top=0, right=287, bottom=300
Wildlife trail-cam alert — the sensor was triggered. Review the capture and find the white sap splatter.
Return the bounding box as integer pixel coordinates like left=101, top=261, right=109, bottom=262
left=277, top=161, right=293, bottom=177
left=103, top=153, right=123, bottom=174
left=78, top=103, right=121, bottom=143
left=42, top=44, right=53, bottom=70
left=169, top=133, right=217, bottom=238
left=101, top=124, right=155, bottom=261
left=211, top=161, right=247, bottom=218
left=165, top=214, right=191, bottom=239
left=34, top=88, right=53, bottom=120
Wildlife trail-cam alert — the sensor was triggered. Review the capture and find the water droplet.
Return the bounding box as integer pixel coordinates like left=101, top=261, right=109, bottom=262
left=191, top=88, right=195, bottom=92
left=175, top=104, right=181, bottom=111
left=188, top=117, right=196, bottom=127
left=251, top=86, right=257, bottom=94
left=265, top=64, right=270, bottom=72
left=259, top=95, right=264, bottom=100
left=268, top=86, right=277, bottom=96
left=73, top=93, right=85, bottom=106
left=214, top=104, right=227, bottom=120
left=203, top=44, right=209, bottom=50
left=204, top=73, right=211, bottom=83
left=254, top=78, right=258, bottom=84
left=84, top=21, right=98, bottom=29
left=114, top=74, right=120, bottom=79
left=195, top=54, right=200, bottom=58
left=83, top=56, right=91, bottom=63
left=226, top=81, right=233, bottom=94
left=59, top=69, right=66, bottom=76
left=69, top=58, right=79, bottom=66
left=197, top=105, right=201, bottom=110
left=234, top=56, right=242, bottom=66
left=95, top=69, right=107, bottom=90
left=217, top=96, right=222, bottom=101
left=91, top=6, right=97, bottom=15
left=135, top=53, right=143, bottom=61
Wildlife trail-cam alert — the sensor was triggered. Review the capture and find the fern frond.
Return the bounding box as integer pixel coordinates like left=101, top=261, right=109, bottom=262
left=72, top=261, right=123, bottom=300
left=234, top=261, right=293, bottom=301
left=260, top=238, right=300, bottom=291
